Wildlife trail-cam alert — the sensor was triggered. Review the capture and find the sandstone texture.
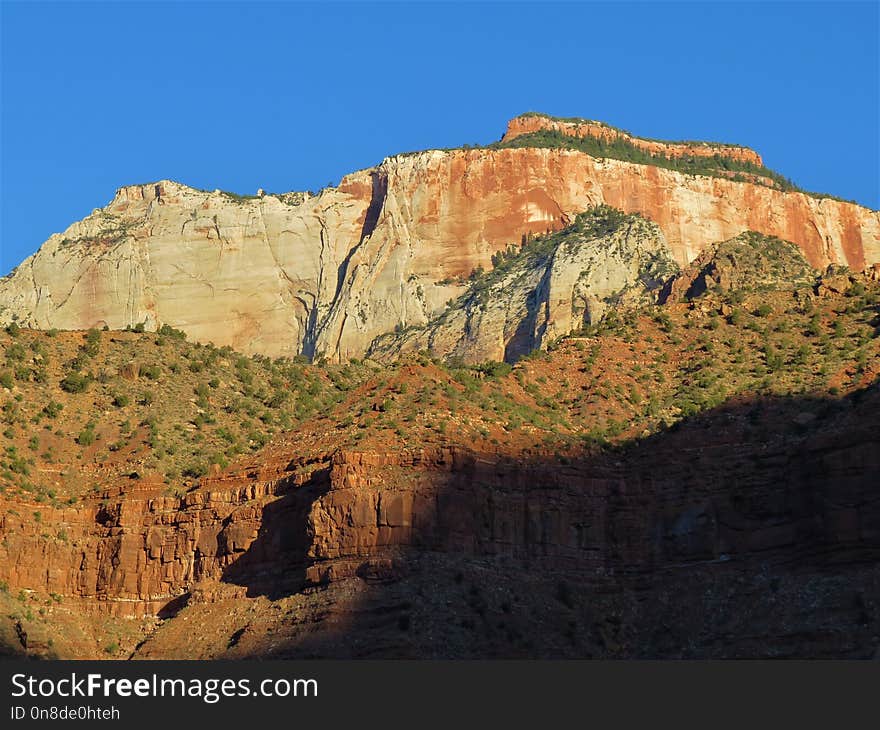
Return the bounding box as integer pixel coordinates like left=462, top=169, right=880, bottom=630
left=369, top=209, right=679, bottom=363
left=1, top=117, right=877, bottom=361
left=502, top=113, right=765, bottom=166
left=1, top=386, right=877, bottom=658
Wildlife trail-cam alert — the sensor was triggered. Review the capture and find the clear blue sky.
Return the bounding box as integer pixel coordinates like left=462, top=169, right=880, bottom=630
left=1, top=1, right=878, bottom=275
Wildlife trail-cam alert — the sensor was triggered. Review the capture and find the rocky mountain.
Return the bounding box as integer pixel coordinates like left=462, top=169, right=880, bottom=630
left=369, top=206, right=679, bottom=363
left=1, top=258, right=878, bottom=658
left=661, top=230, right=819, bottom=303
left=1, top=114, right=878, bottom=362
left=0, top=113, right=878, bottom=659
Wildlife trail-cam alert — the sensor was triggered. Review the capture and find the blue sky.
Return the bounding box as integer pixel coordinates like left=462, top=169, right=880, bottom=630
left=1, top=1, right=878, bottom=275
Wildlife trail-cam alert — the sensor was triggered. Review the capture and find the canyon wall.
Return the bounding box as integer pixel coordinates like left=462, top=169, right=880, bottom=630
left=1, top=120, right=877, bottom=361
left=0, top=453, right=332, bottom=620
left=1, top=387, right=878, bottom=657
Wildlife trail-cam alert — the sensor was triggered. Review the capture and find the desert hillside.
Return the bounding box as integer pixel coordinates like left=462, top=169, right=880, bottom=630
left=1, top=243, right=877, bottom=659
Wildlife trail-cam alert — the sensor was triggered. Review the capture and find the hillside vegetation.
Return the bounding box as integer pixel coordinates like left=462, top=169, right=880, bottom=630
left=0, top=238, right=878, bottom=661
left=2, top=258, right=877, bottom=504
left=0, top=326, right=377, bottom=502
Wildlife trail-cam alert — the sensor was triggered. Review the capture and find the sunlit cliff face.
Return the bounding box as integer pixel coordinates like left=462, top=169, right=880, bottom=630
left=0, top=118, right=877, bottom=361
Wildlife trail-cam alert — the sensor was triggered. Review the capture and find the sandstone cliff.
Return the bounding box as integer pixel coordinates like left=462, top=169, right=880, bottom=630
left=502, top=113, right=765, bottom=166
left=1, top=117, right=877, bottom=361
left=0, top=455, right=328, bottom=621
left=369, top=207, right=679, bottom=363
left=3, top=386, right=878, bottom=658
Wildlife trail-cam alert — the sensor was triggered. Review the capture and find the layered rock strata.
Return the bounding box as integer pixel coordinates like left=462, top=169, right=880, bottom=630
left=1, top=386, right=877, bottom=658
left=501, top=113, right=765, bottom=166
left=369, top=209, right=679, bottom=363
left=1, top=118, right=877, bottom=360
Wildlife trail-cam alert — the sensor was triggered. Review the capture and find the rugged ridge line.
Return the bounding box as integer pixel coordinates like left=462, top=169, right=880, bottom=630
left=1, top=117, right=877, bottom=361
left=502, top=113, right=765, bottom=166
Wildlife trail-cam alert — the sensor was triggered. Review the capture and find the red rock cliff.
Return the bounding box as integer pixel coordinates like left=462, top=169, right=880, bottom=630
left=502, top=113, right=765, bottom=166
left=2, top=387, right=878, bottom=658
left=372, top=146, right=878, bottom=274
left=0, top=118, right=876, bottom=360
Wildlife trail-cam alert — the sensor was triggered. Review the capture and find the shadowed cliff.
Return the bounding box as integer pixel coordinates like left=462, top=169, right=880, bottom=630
left=134, top=384, right=880, bottom=659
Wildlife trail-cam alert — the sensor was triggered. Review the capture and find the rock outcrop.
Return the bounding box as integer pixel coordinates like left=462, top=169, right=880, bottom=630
left=2, top=384, right=878, bottom=658
left=502, top=113, right=765, bottom=166
left=1, top=116, right=877, bottom=361
left=0, top=455, right=331, bottom=619
left=369, top=207, right=679, bottom=363
left=662, top=230, right=818, bottom=303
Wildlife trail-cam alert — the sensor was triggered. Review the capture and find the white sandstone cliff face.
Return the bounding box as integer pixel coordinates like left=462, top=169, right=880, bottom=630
left=535, top=216, right=676, bottom=344
left=368, top=212, right=678, bottom=364
left=1, top=143, right=878, bottom=361
left=0, top=180, right=372, bottom=358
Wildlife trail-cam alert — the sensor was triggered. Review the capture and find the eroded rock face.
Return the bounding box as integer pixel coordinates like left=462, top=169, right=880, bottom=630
left=0, top=458, right=331, bottom=618
left=1, top=387, right=877, bottom=658
left=1, top=121, right=877, bottom=361
left=0, top=181, right=373, bottom=359
left=369, top=210, right=679, bottom=363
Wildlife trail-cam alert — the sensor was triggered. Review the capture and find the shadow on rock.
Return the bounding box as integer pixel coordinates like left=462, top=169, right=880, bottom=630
left=221, top=467, right=332, bottom=600
left=218, top=386, right=880, bottom=658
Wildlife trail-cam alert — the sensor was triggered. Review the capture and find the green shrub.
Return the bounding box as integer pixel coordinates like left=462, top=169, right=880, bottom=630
left=182, top=461, right=207, bottom=478
left=764, top=345, right=784, bottom=372
left=43, top=401, right=63, bottom=419
left=83, top=328, right=101, bottom=356
left=60, top=371, right=90, bottom=393
left=5, top=343, right=26, bottom=361
left=76, top=424, right=96, bottom=446
left=475, top=361, right=513, bottom=378
left=793, top=344, right=811, bottom=365
left=140, top=364, right=161, bottom=380
left=157, top=323, right=186, bottom=340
